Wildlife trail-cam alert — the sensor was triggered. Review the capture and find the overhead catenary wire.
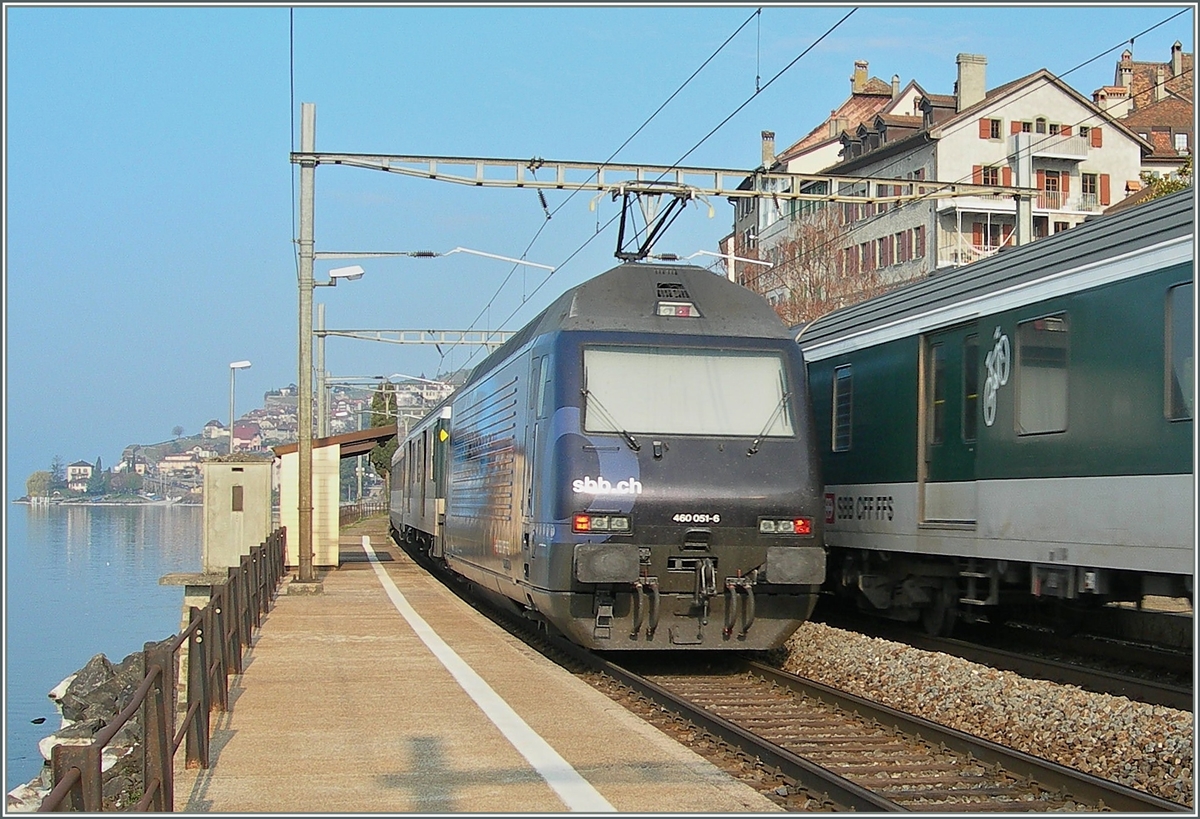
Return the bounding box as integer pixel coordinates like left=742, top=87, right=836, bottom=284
left=454, top=8, right=861, bottom=372
left=438, top=7, right=765, bottom=370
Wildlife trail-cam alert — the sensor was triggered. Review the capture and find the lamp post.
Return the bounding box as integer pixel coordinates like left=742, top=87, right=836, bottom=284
left=229, top=360, right=251, bottom=455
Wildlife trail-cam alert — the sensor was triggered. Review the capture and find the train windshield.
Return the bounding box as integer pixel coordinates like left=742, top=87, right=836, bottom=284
left=582, top=346, right=794, bottom=437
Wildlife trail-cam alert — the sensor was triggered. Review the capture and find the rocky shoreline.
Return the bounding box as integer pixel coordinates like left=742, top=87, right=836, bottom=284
left=6, top=641, right=173, bottom=812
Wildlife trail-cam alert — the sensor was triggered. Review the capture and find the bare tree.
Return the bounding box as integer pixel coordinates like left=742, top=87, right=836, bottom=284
left=740, top=203, right=898, bottom=328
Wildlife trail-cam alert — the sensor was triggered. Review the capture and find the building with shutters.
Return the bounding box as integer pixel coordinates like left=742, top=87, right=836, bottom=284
left=734, top=53, right=1152, bottom=307
left=1092, top=42, right=1193, bottom=181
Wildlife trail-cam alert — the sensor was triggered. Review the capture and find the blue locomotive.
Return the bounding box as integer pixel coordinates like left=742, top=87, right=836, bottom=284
left=391, top=262, right=826, bottom=649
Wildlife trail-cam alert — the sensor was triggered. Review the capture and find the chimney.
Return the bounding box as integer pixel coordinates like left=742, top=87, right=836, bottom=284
left=851, top=60, right=868, bottom=93
left=1118, top=49, right=1133, bottom=88
left=1171, top=41, right=1183, bottom=77
left=828, top=110, right=839, bottom=139
left=892, top=74, right=900, bottom=98
left=761, top=130, right=775, bottom=168
left=955, top=54, right=987, bottom=112
left=1155, top=66, right=1167, bottom=102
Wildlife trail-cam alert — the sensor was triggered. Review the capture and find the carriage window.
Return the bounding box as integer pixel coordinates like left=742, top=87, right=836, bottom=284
left=833, top=365, right=852, bottom=452
left=930, top=344, right=946, bottom=445
left=1016, top=314, right=1069, bottom=434
left=1167, top=283, right=1194, bottom=420
left=963, top=335, right=979, bottom=442
left=582, top=346, right=794, bottom=437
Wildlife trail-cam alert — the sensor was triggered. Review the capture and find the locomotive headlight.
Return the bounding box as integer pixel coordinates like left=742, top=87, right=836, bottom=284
left=759, top=517, right=813, bottom=536
left=573, top=514, right=631, bottom=533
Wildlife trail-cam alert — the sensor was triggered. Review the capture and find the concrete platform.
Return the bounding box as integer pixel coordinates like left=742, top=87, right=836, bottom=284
left=173, top=516, right=780, bottom=813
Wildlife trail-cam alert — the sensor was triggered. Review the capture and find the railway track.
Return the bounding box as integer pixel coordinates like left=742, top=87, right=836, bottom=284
left=583, top=652, right=1189, bottom=812
left=394, top=535, right=1188, bottom=812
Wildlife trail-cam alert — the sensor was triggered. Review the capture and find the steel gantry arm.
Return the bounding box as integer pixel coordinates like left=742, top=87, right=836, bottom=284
left=289, top=151, right=1041, bottom=260
left=314, top=328, right=514, bottom=349
left=288, top=151, right=1040, bottom=203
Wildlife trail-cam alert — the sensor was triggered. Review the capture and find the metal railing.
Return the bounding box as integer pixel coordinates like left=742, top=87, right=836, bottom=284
left=38, top=529, right=287, bottom=812
left=339, top=498, right=388, bottom=527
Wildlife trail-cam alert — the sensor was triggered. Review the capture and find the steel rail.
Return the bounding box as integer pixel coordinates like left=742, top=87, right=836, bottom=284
left=745, top=660, right=1189, bottom=813
left=543, top=635, right=904, bottom=812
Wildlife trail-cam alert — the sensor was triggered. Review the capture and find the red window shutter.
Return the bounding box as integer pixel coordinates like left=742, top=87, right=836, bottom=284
left=973, top=222, right=984, bottom=247
left=972, top=165, right=983, bottom=184
left=915, top=226, right=925, bottom=257
left=1091, top=127, right=1103, bottom=148
left=1002, top=166, right=1013, bottom=187
left=1061, top=173, right=1069, bottom=194
left=1061, top=125, right=1072, bottom=137
left=1099, top=174, right=1110, bottom=205
left=1036, top=169, right=1046, bottom=190
left=1010, top=120, right=1022, bottom=135
left=979, top=119, right=991, bottom=139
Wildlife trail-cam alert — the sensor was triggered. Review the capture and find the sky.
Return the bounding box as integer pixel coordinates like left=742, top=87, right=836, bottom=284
left=4, top=2, right=1196, bottom=492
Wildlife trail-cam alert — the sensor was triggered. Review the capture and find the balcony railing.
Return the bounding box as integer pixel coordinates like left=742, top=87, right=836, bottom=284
left=1013, top=132, right=1090, bottom=160
left=937, top=240, right=1002, bottom=268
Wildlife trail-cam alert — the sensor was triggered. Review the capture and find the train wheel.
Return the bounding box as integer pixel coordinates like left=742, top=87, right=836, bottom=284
left=922, top=582, right=958, bottom=637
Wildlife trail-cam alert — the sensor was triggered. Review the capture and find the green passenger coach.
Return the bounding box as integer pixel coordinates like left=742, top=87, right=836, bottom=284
left=800, top=189, right=1194, bottom=635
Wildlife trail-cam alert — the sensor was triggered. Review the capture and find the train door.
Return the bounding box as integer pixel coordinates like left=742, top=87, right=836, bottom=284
left=521, top=357, right=543, bottom=582
left=920, top=325, right=979, bottom=523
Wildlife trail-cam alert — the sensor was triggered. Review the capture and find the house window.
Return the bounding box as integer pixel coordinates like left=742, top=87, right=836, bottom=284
left=1049, top=123, right=1060, bottom=135
left=1016, top=313, right=1069, bottom=435
left=1021, top=121, right=1033, bottom=133
left=981, top=166, right=1000, bottom=186
left=1174, top=132, right=1189, bottom=152
left=1167, top=283, right=1194, bottom=420
left=833, top=365, right=853, bottom=451
left=1079, top=125, right=1090, bottom=139
left=1081, top=172, right=1099, bottom=210
left=913, top=225, right=925, bottom=258
left=1035, top=117, right=1047, bottom=134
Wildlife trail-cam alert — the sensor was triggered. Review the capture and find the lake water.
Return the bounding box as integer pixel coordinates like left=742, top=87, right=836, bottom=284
left=4, top=504, right=202, bottom=792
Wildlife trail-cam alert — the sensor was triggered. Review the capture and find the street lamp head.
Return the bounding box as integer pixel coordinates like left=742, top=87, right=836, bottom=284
left=230, top=360, right=252, bottom=370
left=328, top=264, right=365, bottom=281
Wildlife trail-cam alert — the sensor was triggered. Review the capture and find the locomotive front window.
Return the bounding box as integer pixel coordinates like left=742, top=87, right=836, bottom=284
left=583, top=346, right=794, bottom=437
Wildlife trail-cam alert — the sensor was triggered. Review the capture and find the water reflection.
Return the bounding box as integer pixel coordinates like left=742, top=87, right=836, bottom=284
left=5, top=504, right=202, bottom=791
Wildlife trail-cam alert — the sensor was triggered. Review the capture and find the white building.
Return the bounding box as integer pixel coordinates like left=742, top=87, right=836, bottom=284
left=735, top=53, right=1153, bottom=307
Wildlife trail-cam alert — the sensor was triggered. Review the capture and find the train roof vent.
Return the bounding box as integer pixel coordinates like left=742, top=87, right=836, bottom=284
left=657, top=282, right=690, bottom=299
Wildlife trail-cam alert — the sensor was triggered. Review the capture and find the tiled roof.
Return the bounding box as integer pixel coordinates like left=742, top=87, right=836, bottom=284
left=876, top=114, right=922, bottom=128
left=1127, top=54, right=1194, bottom=109
left=1121, top=97, right=1194, bottom=130
left=777, top=91, right=894, bottom=160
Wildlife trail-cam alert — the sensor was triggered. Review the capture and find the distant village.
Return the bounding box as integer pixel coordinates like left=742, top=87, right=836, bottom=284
left=22, top=377, right=457, bottom=504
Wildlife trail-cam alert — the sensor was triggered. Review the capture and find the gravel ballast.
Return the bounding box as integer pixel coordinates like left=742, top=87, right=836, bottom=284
left=781, top=622, right=1194, bottom=807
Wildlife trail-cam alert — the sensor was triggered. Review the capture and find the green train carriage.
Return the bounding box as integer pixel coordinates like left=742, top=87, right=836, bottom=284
left=800, top=189, right=1194, bottom=635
